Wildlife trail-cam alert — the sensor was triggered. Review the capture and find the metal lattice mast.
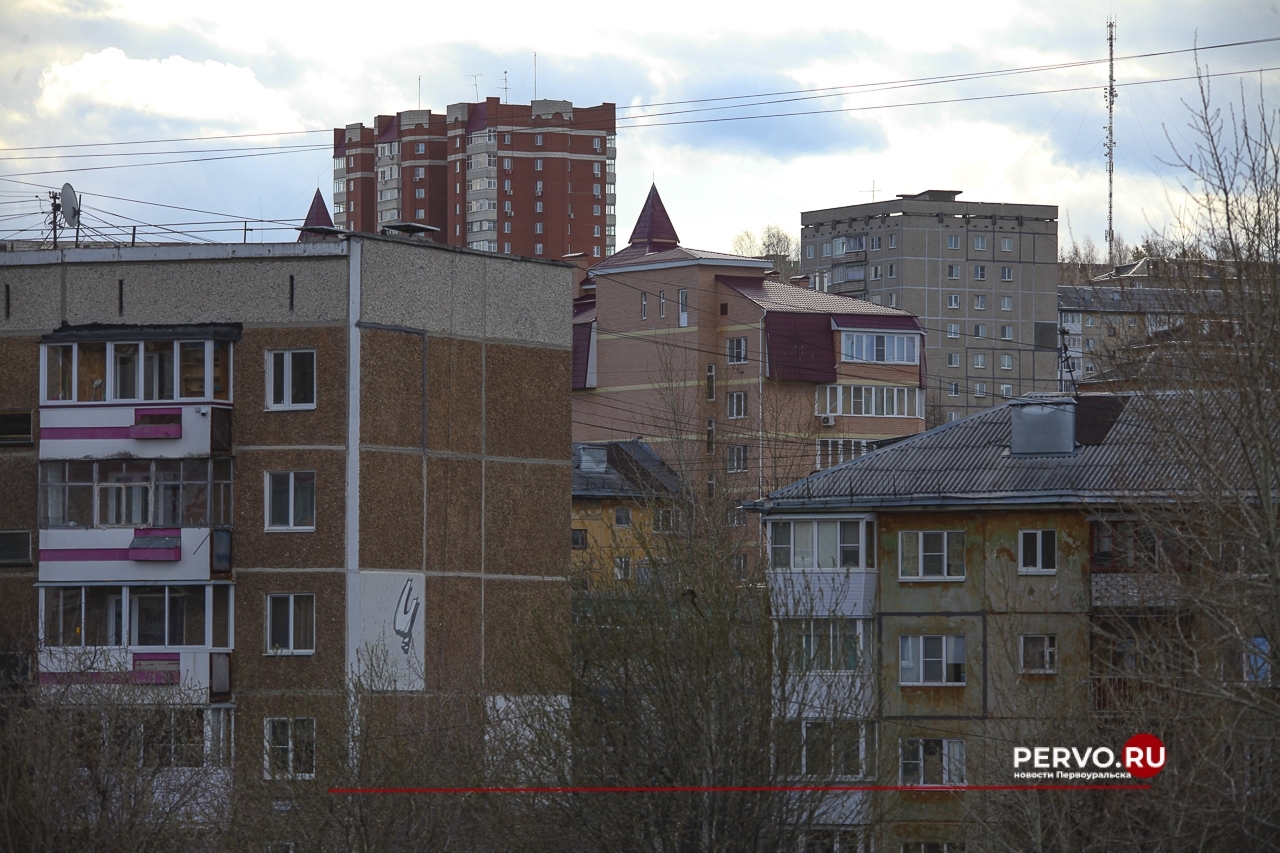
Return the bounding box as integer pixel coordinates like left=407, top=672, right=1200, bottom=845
left=1105, top=18, right=1118, bottom=266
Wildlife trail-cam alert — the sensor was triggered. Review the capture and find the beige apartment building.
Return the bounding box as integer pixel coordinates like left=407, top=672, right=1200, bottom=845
left=800, top=190, right=1061, bottom=421
left=0, top=234, right=572, bottom=833
left=572, top=186, right=929, bottom=506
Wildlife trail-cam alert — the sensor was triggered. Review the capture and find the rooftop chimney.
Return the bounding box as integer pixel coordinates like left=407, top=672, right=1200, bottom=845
left=1009, top=399, right=1077, bottom=456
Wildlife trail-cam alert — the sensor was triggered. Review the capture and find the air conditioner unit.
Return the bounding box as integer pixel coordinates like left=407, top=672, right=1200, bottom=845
left=820, top=415, right=836, bottom=427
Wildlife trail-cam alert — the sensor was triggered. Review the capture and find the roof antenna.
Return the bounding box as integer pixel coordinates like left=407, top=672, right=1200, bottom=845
left=533, top=52, right=537, bottom=100
left=418, top=75, right=421, bottom=110
left=500, top=70, right=509, bottom=104
left=467, top=73, right=481, bottom=102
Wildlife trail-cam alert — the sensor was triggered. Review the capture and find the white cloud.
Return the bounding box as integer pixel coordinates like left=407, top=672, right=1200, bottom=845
left=36, top=47, right=305, bottom=134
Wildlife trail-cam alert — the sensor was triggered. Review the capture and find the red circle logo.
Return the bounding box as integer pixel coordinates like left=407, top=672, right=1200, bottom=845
left=1123, top=733, right=1166, bottom=779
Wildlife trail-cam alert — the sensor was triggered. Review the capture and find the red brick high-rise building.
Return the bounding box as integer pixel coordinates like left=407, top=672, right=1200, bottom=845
left=333, top=98, right=617, bottom=260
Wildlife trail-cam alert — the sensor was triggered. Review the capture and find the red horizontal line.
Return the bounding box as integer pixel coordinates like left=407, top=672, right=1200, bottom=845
left=329, top=784, right=1151, bottom=795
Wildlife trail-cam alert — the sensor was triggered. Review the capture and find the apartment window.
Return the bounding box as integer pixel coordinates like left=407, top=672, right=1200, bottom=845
left=613, top=557, right=632, bottom=580
left=678, top=290, right=689, bottom=326
left=947, top=234, right=960, bottom=250
left=1086, top=316, right=1095, bottom=326
left=947, top=294, right=960, bottom=309
left=727, top=445, right=748, bottom=473
left=947, top=382, right=959, bottom=396
left=841, top=333, right=919, bottom=364
left=593, top=225, right=601, bottom=237
left=1001, top=266, right=1014, bottom=281
left=534, top=181, right=544, bottom=195
left=1001, top=236, right=1014, bottom=252
left=1019, top=529, right=1058, bottom=574
left=593, top=204, right=601, bottom=216
left=973, top=235, right=987, bottom=251
left=534, top=201, right=543, bottom=213
left=415, top=209, right=425, bottom=220
left=503, top=242, right=511, bottom=253
left=592, top=183, right=601, bottom=198
left=1000, top=354, right=1013, bottom=370
left=705, top=364, right=716, bottom=401
left=614, top=507, right=631, bottom=528
left=1245, top=638, right=1272, bottom=683
left=888, top=263, right=896, bottom=278
left=899, top=531, right=965, bottom=579
left=534, top=134, right=543, bottom=146
left=900, top=635, right=966, bottom=685
left=817, top=385, right=920, bottom=418
left=1085, top=338, right=1096, bottom=352
left=0, top=530, right=32, bottom=566
left=727, top=391, right=746, bottom=419
left=592, top=162, right=601, bottom=177
left=1021, top=635, right=1057, bottom=673
left=502, top=222, right=510, bottom=233
left=947, top=412, right=957, bottom=422
left=571, top=529, right=587, bottom=550
left=534, top=222, right=543, bottom=234
left=1000, top=325, right=1013, bottom=341
left=40, top=459, right=232, bottom=530
left=888, top=233, right=897, bottom=249
left=870, top=235, right=882, bottom=250
left=946, top=323, right=960, bottom=338
left=534, top=159, right=543, bottom=171
left=974, top=324, right=987, bottom=339
left=833, top=237, right=846, bottom=256
left=534, top=243, right=543, bottom=255
left=870, top=265, right=882, bottom=281
left=503, top=180, right=511, bottom=193
left=973, top=265, right=986, bottom=281
left=806, top=245, right=814, bottom=259
left=659, top=292, right=666, bottom=318
left=973, top=354, right=986, bottom=369
left=816, top=438, right=869, bottom=470
left=822, top=242, right=832, bottom=257
left=414, top=188, right=425, bottom=200
left=974, top=294, right=986, bottom=310
left=974, top=382, right=987, bottom=397
left=726, top=337, right=747, bottom=364
left=0, top=409, right=33, bottom=445
left=266, top=593, right=315, bottom=654
left=266, top=471, right=315, bottom=531
left=947, top=265, right=961, bottom=279
left=705, top=419, right=715, bottom=454
left=901, top=738, right=966, bottom=785
left=641, top=293, right=648, bottom=320
left=769, top=518, right=871, bottom=570
left=1000, top=383, right=1013, bottom=398
left=503, top=133, right=511, bottom=144
left=264, top=718, right=315, bottom=780
left=1001, top=296, right=1013, bottom=310
left=946, top=353, right=959, bottom=368
left=776, top=719, right=868, bottom=778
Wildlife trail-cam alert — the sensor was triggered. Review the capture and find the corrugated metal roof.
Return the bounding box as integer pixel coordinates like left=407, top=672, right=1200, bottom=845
left=572, top=440, right=683, bottom=498
left=754, top=393, right=1220, bottom=510
left=728, top=280, right=917, bottom=317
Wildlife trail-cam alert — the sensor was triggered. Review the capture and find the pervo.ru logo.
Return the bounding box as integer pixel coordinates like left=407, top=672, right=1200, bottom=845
left=1013, top=733, right=1166, bottom=780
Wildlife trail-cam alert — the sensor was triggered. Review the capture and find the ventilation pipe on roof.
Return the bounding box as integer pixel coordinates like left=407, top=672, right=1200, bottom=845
left=1009, top=399, right=1077, bottom=456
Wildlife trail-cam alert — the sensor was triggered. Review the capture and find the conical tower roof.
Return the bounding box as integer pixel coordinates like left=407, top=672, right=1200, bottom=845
left=297, top=189, right=334, bottom=242
left=627, top=184, right=680, bottom=250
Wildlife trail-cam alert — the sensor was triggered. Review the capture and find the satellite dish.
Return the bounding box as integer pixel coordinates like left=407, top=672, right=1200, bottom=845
left=60, top=183, right=80, bottom=229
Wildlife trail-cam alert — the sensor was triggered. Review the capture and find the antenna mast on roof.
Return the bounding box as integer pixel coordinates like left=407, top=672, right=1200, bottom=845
left=1104, top=18, right=1118, bottom=266
left=467, top=73, right=481, bottom=102
left=500, top=71, right=509, bottom=104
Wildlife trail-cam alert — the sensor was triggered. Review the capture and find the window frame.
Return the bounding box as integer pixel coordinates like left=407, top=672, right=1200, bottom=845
left=1019, top=529, right=1058, bottom=574
left=264, top=471, right=316, bottom=532
left=265, top=592, right=315, bottom=655
left=726, top=337, right=748, bottom=364
left=570, top=528, right=587, bottom=549
left=946, top=235, right=960, bottom=250
left=900, top=737, right=966, bottom=785
left=841, top=333, right=920, bottom=365
left=768, top=518, right=874, bottom=571
left=265, top=349, right=317, bottom=411
left=898, top=530, right=966, bottom=581
left=776, top=717, right=872, bottom=779
left=727, top=444, right=748, bottom=473
left=0, top=530, right=32, bottom=566
left=1020, top=634, right=1058, bottom=674
left=263, top=717, right=316, bottom=780
left=899, top=634, right=966, bottom=685
left=727, top=390, right=747, bottom=420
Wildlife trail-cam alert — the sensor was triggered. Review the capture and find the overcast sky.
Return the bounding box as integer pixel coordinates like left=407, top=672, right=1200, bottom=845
left=1, top=0, right=1277, bottom=254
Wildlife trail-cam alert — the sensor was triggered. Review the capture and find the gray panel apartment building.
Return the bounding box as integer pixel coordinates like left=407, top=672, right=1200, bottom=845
left=799, top=191, right=1060, bottom=419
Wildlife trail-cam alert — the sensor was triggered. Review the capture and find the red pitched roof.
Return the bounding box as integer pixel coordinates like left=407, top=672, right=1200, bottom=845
left=296, top=190, right=335, bottom=242
left=627, top=184, right=680, bottom=249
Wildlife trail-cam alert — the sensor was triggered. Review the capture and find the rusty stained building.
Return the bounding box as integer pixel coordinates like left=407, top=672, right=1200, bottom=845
left=748, top=393, right=1213, bottom=851
left=0, top=235, right=572, bottom=811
